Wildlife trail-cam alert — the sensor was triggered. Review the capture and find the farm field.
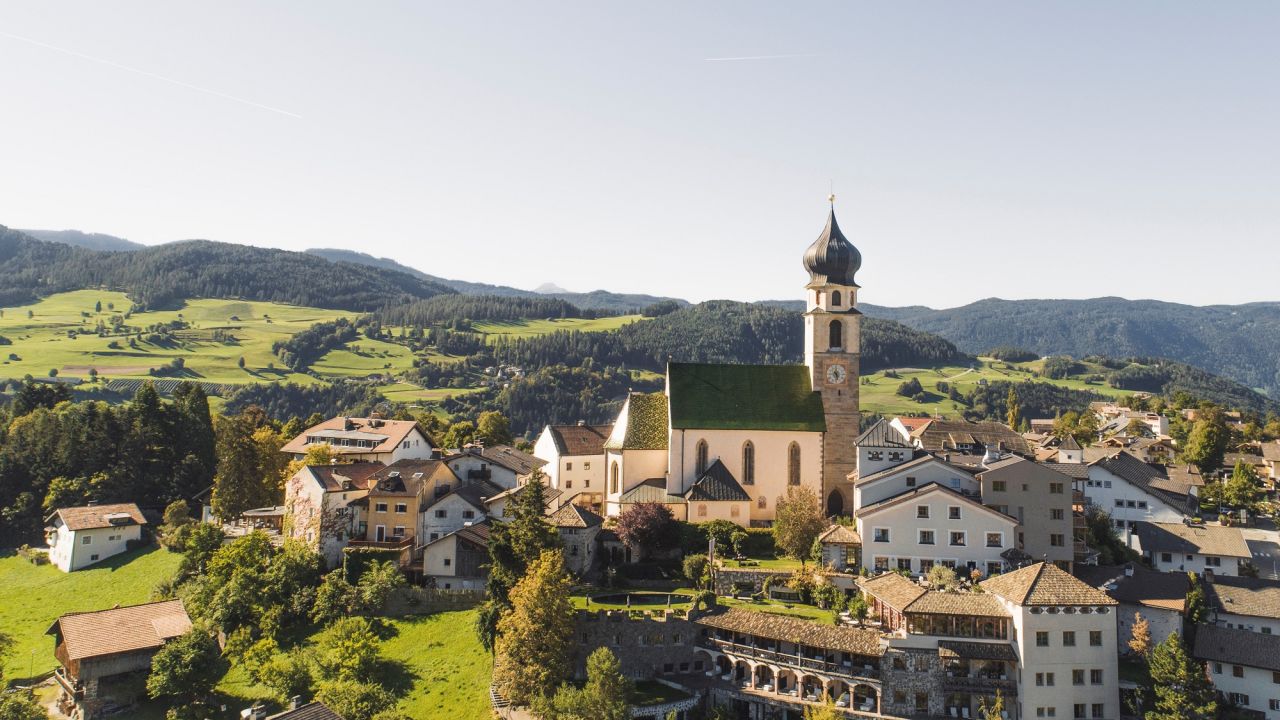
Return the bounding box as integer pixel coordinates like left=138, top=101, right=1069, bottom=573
left=0, top=290, right=347, bottom=386
left=858, top=357, right=1136, bottom=418
left=0, top=545, right=182, bottom=682
left=472, top=314, right=644, bottom=339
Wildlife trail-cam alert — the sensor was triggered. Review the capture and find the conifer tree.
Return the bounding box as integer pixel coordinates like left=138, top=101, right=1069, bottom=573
left=1146, top=632, right=1215, bottom=720
left=476, top=477, right=561, bottom=651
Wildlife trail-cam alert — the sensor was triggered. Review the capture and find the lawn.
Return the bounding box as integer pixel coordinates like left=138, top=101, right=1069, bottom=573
left=310, top=336, right=418, bottom=379
left=472, top=315, right=644, bottom=340
left=0, top=545, right=182, bottom=682
left=0, top=290, right=347, bottom=386
left=380, top=611, right=493, bottom=719
left=858, top=357, right=1136, bottom=419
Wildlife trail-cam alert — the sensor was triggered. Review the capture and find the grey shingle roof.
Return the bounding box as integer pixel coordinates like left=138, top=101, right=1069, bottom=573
left=683, top=460, right=751, bottom=502
left=550, top=504, right=604, bottom=529
left=1092, top=451, right=1191, bottom=504
left=1203, top=575, right=1280, bottom=621
left=1134, top=522, right=1250, bottom=559
left=618, top=478, right=685, bottom=504
left=1193, top=623, right=1280, bottom=672
left=696, top=608, right=883, bottom=656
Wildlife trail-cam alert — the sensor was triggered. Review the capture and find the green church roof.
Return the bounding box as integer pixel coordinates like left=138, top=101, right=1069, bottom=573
left=604, top=392, right=669, bottom=451
left=667, top=362, right=826, bottom=433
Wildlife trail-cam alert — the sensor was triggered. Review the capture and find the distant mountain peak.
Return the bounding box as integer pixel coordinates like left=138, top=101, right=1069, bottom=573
left=20, top=228, right=145, bottom=252
left=533, top=282, right=572, bottom=294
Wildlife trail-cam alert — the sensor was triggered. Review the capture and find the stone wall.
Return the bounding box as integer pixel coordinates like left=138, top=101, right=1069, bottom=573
left=572, top=610, right=704, bottom=680
left=713, top=568, right=792, bottom=596
left=879, top=647, right=948, bottom=718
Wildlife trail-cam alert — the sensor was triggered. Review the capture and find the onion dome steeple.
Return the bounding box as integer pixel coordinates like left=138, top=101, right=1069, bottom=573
left=802, top=197, right=861, bottom=286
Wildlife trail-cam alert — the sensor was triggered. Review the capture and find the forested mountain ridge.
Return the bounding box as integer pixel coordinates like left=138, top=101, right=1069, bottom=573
left=20, top=228, right=146, bottom=252
left=489, top=300, right=970, bottom=376
left=0, top=226, right=455, bottom=311
left=305, top=247, right=685, bottom=312
left=853, top=297, right=1280, bottom=398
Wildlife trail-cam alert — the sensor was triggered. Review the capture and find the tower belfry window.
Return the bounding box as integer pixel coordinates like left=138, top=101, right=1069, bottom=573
left=829, top=319, right=842, bottom=349
left=831, top=290, right=842, bottom=307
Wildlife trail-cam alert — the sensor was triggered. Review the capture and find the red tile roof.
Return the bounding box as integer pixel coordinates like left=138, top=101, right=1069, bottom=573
left=546, top=424, right=614, bottom=456
left=280, top=417, right=431, bottom=456
left=49, top=600, right=191, bottom=661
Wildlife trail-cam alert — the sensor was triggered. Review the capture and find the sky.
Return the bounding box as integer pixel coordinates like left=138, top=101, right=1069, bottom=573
left=0, top=2, right=1277, bottom=309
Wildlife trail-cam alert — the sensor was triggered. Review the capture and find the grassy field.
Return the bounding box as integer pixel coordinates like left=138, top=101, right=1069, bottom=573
left=381, top=611, right=493, bottom=719
left=0, top=290, right=346, bottom=385
left=859, top=357, right=1137, bottom=418
left=0, top=545, right=182, bottom=682
left=472, top=315, right=644, bottom=339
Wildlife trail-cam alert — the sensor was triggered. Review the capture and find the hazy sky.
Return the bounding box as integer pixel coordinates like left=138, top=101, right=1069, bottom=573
left=1, top=2, right=1277, bottom=308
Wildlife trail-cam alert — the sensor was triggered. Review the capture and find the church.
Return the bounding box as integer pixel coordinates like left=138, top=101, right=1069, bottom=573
left=601, top=202, right=863, bottom=526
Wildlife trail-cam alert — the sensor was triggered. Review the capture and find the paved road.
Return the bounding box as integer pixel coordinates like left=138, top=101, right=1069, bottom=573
left=1240, top=527, right=1280, bottom=580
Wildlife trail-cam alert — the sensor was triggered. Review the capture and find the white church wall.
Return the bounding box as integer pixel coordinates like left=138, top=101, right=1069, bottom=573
left=668, top=428, right=823, bottom=523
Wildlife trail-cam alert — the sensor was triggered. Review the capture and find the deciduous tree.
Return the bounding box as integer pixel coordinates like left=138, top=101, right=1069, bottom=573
left=773, top=486, right=826, bottom=566
left=493, top=550, right=574, bottom=705
left=615, top=502, right=678, bottom=560
left=1129, top=612, right=1152, bottom=657
left=146, top=630, right=228, bottom=703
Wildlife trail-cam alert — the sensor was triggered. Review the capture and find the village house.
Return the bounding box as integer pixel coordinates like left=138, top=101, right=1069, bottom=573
left=550, top=503, right=605, bottom=575
left=1193, top=624, right=1280, bottom=719
left=1202, top=574, right=1280, bottom=635
left=890, top=417, right=1032, bottom=457
left=533, top=422, right=612, bottom=511
left=1262, top=442, right=1280, bottom=484
left=817, top=524, right=861, bottom=572
left=1081, top=452, right=1194, bottom=541
left=1074, top=563, right=1188, bottom=650
left=856, top=482, right=1019, bottom=578
left=48, top=599, right=192, bottom=719
left=280, top=416, right=437, bottom=463
left=443, top=443, right=545, bottom=490
left=283, top=463, right=384, bottom=567
left=975, top=455, right=1077, bottom=569
left=1133, top=521, right=1252, bottom=577
left=484, top=480, right=565, bottom=520
left=422, top=480, right=501, bottom=542
left=45, top=503, right=147, bottom=572
left=422, top=521, right=490, bottom=590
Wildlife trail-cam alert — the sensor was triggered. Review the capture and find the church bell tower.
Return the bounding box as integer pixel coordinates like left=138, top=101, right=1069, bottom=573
left=802, top=197, right=862, bottom=517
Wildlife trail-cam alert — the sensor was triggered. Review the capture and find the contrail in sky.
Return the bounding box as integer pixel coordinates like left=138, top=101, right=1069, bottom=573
left=0, top=30, right=303, bottom=119
left=703, top=53, right=817, bottom=62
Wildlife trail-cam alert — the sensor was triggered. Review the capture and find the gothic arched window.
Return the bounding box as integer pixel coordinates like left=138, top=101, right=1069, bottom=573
left=829, top=319, right=843, bottom=349
left=788, top=443, right=801, bottom=485
left=696, top=440, right=709, bottom=476
left=610, top=462, right=619, bottom=494
left=831, top=290, right=842, bottom=307
left=742, top=441, right=755, bottom=485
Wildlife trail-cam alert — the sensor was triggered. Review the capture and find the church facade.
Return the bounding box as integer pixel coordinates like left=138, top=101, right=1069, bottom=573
left=600, top=204, right=863, bottom=526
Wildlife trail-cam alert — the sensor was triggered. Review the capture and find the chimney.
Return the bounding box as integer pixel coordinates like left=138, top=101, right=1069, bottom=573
left=289, top=696, right=302, bottom=710
left=577, top=419, right=586, bottom=426
left=1123, top=563, right=1134, bottom=577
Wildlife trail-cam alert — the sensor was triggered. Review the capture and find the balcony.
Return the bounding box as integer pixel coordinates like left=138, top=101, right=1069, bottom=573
left=348, top=535, right=414, bottom=550
left=701, top=638, right=880, bottom=680
left=941, top=674, right=1018, bottom=696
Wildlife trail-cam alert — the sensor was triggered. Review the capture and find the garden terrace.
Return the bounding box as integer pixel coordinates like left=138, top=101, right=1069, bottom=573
left=695, top=608, right=885, bottom=682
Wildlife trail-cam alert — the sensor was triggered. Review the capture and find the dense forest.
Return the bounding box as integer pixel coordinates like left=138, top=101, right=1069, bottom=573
left=963, top=380, right=1105, bottom=424
left=1102, top=356, right=1279, bottom=415
left=0, top=227, right=454, bottom=311
left=861, top=297, right=1280, bottom=399
left=489, top=301, right=970, bottom=374
left=374, top=294, right=604, bottom=326
left=273, top=318, right=361, bottom=371
left=222, top=381, right=386, bottom=421
left=0, top=382, right=216, bottom=545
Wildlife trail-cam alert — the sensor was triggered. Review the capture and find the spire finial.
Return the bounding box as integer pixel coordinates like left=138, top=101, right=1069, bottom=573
left=828, top=193, right=836, bottom=205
